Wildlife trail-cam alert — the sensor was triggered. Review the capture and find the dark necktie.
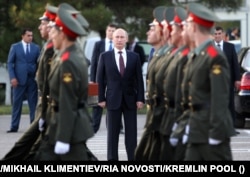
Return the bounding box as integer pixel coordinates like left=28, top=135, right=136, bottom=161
left=26, top=44, right=30, bottom=55
left=118, top=51, right=125, bottom=76
left=109, top=41, right=113, bottom=51
left=217, top=43, right=221, bottom=50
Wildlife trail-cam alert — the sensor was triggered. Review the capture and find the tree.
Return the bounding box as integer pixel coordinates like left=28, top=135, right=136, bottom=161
left=0, top=0, right=244, bottom=63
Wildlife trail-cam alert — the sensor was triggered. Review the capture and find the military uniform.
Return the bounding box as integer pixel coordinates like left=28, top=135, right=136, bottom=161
left=160, top=45, right=189, bottom=161
left=135, top=44, right=168, bottom=160
left=2, top=5, right=57, bottom=161
left=182, top=3, right=235, bottom=160
left=135, top=6, right=175, bottom=160
left=36, top=4, right=94, bottom=161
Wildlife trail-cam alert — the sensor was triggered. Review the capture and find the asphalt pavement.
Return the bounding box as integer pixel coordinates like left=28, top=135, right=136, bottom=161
left=0, top=114, right=250, bottom=161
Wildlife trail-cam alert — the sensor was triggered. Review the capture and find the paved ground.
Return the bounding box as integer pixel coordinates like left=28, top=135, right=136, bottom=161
left=0, top=114, right=250, bottom=161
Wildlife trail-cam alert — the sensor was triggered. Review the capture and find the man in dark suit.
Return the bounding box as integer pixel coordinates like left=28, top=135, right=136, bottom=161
left=90, top=23, right=125, bottom=134
left=126, top=33, right=146, bottom=67
left=7, top=28, right=40, bottom=133
left=97, top=28, right=145, bottom=161
left=214, top=26, right=241, bottom=130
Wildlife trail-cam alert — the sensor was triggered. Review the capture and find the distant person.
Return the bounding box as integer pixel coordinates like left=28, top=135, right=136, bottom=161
left=126, top=33, right=146, bottom=67
left=213, top=26, right=241, bottom=132
left=97, top=28, right=145, bottom=161
left=227, top=27, right=240, bottom=41
left=7, top=28, right=40, bottom=133
left=2, top=4, right=57, bottom=160
left=90, top=23, right=124, bottom=134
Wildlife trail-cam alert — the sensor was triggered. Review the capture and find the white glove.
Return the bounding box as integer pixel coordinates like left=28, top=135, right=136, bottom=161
left=38, top=118, right=45, bottom=132
left=54, top=141, right=70, bottom=154
left=169, top=138, right=178, bottom=147
left=182, top=124, right=189, bottom=144
left=208, top=138, right=222, bottom=145
left=182, top=134, right=188, bottom=144
left=185, top=124, right=190, bottom=134
left=172, top=123, right=178, bottom=132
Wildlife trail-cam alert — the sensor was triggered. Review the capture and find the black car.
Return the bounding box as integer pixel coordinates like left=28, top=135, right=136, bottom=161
left=234, top=46, right=250, bottom=128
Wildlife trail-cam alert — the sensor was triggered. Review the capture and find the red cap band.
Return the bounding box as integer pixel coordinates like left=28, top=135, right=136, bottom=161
left=173, top=15, right=182, bottom=24
left=55, top=16, right=78, bottom=39
left=45, top=10, right=57, bottom=21
left=189, top=13, right=214, bottom=28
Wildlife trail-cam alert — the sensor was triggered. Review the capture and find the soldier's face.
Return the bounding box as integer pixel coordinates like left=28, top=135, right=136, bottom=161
left=182, top=20, right=194, bottom=48
left=170, top=25, right=182, bottom=46
left=146, top=25, right=162, bottom=46
left=162, top=20, right=170, bottom=42
left=38, top=20, right=49, bottom=40
left=50, top=27, right=62, bottom=49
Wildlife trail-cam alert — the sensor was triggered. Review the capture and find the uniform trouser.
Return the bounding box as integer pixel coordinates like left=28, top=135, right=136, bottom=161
left=184, top=139, right=232, bottom=161
left=159, top=134, right=174, bottom=161
left=35, top=139, right=88, bottom=161
left=2, top=117, right=40, bottom=160
left=173, top=140, right=187, bottom=161
left=2, top=98, right=42, bottom=160
left=148, top=131, right=161, bottom=160
left=134, top=128, right=151, bottom=160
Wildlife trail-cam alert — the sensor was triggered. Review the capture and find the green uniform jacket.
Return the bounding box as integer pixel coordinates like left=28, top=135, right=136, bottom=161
left=36, top=40, right=54, bottom=119
left=160, top=46, right=189, bottom=136
left=144, top=44, right=169, bottom=130
left=185, top=40, right=235, bottom=143
left=46, top=43, right=94, bottom=145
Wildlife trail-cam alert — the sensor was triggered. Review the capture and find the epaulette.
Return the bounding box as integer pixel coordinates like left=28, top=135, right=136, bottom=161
left=181, top=48, right=189, bottom=56
left=207, top=45, right=218, bottom=58
left=46, top=41, right=53, bottom=49
left=61, top=51, right=70, bottom=62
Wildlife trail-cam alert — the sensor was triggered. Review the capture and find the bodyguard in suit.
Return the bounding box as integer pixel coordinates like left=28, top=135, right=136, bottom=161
left=213, top=26, right=241, bottom=129
left=90, top=23, right=118, bottom=133
left=2, top=4, right=57, bottom=160
left=126, top=33, right=146, bottom=67
left=97, top=28, right=144, bottom=161
left=7, top=28, right=40, bottom=132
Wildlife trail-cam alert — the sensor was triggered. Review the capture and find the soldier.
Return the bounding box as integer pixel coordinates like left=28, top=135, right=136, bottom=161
left=2, top=4, right=57, bottom=161
left=35, top=4, right=94, bottom=160
left=144, top=6, right=177, bottom=160
left=182, top=3, right=235, bottom=160
left=158, top=6, right=189, bottom=161
left=134, top=6, right=174, bottom=160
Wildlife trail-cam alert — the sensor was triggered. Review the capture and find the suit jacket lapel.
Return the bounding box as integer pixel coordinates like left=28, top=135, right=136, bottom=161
left=111, top=50, right=120, bottom=74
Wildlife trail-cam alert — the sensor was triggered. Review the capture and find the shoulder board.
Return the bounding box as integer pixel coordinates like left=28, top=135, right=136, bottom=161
left=46, top=41, right=53, bottom=49
left=181, top=48, right=189, bottom=56
left=207, top=45, right=218, bottom=58
left=61, top=51, right=70, bottom=62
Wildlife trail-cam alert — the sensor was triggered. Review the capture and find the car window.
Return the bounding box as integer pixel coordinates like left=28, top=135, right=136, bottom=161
left=241, top=49, right=250, bottom=71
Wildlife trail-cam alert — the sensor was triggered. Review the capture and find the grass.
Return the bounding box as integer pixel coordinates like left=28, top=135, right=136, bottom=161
left=0, top=105, right=30, bottom=115
left=0, top=104, right=147, bottom=115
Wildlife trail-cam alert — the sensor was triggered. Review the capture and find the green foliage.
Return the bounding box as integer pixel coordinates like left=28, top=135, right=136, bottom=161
left=81, top=4, right=113, bottom=32
left=0, top=105, right=29, bottom=115
left=0, top=0, right=244, bottom=63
